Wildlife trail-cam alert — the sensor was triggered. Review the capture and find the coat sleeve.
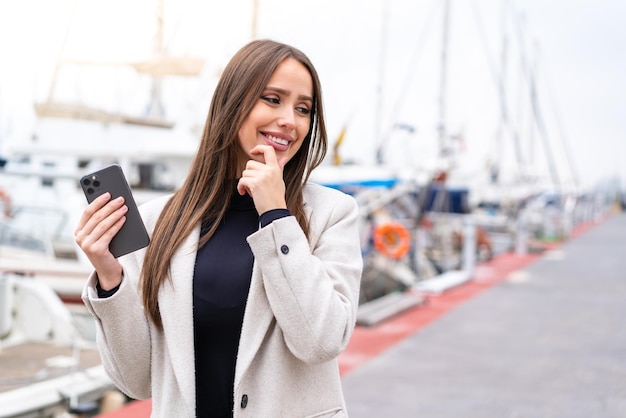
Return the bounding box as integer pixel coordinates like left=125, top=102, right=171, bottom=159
left=246, top=187, right=363, bottom=363
left=81, top=250, right=153, bottom=400
left=78, top=194, right=167, bottom=401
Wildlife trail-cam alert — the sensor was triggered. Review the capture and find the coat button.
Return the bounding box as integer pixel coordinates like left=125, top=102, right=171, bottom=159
left=241, top=394, right=248, bottom=408
left=280, top=245, right=289, bottom=254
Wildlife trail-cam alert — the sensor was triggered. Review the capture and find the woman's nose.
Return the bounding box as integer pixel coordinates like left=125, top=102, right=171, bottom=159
left=277, top=107, right=296, bottom=129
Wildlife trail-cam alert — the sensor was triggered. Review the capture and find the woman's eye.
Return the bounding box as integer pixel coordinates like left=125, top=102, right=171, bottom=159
left=296, top=106, right=311, bottom=115
left=262, top=96, right=280, bottom=104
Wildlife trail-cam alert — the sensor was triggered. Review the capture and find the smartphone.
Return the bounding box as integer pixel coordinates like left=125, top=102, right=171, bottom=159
left=80, top=164, right=150, bottom=258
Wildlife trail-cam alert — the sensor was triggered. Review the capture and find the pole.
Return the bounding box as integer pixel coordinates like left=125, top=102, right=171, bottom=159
left=251, top=0, right=259, bottom=40
left=438, top=0, right=451, bottom=162
left=147, top=0, right=165, bottom=118
left=375, top=1, right=390, bottom=165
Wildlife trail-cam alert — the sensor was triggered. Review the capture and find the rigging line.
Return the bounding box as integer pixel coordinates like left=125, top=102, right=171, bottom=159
left=511, top=5, right=560, bottom=188
left=535, top=44, right=580, bottom=188
left=375, top=0, right=441, bottom=164
left=375, top=0, right=391, bottom=151
left=46, top=0, right=82, bottom=102
left=161, top=1, right=183, bottom=53
left=470, top=0, right=524, bottom=173
left=157, top=2, right=202, bottom=61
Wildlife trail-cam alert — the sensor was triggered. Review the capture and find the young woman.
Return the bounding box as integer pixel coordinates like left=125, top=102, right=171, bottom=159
left=75, top=39, right=363, bottom=417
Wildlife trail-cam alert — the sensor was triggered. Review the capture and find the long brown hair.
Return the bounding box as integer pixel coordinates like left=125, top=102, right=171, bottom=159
left=141, top=39, right=328, bottom=329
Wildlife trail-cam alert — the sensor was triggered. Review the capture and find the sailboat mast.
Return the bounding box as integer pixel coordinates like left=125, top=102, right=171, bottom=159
left=512, top=9, right=559, bottom=188
left=146, top=0, right=165, bottom=119
left=494, top=0, right=508, bottom=183
left=251, top=0, right=259, bottom=40
left=46, top=0, right=80, bottom=103
left=438, top=0, right=451, bottom=162
left=375, top=1, right=390, bottom=164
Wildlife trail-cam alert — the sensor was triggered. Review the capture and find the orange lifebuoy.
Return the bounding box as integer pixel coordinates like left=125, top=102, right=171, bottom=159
left=373, top=221, right=411, bottom=259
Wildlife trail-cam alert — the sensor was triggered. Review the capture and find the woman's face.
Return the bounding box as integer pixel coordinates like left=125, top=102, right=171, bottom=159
left=237, top=57, right=313, bottom=171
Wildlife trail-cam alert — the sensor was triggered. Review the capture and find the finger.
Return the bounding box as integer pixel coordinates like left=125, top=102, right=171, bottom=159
left=77, top=203, right=127, bottom=246
left=277, top=156, right=289, bottom=169
left=83, top=214, right=126, bottom=255
left=236, top=178, right=250, bottom=196
left=250, top=145, right=280, bottom=168
left=93, top=204, right=128, bottom=240
left=79, top=196, right=125, bottom=236
left=94, top=215, right=127, bottom=250
left=75, top=193, right=112, bottom=234
left=75, top=199, right=126, bottom=252
left=243, top=159, right=267, bottom=171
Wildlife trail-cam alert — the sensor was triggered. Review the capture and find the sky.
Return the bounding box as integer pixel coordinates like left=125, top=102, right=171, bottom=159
left=0, top=0, right=624, bottom=192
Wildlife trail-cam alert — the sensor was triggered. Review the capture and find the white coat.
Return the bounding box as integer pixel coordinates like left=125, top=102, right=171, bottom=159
left=81, top=183, right=363, bottom=417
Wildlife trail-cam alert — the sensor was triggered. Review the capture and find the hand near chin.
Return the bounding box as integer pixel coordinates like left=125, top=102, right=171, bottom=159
left=237, top=145, right=289, bottom=214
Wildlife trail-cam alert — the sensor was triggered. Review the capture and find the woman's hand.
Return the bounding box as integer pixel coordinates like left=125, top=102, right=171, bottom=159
left=237, top=145, right=289, bottom=214
left=74, top=192, right=126, bottom=290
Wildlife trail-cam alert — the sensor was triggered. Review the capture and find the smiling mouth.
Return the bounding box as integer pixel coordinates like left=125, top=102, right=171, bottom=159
left=265, top=133, right=289, bottom=146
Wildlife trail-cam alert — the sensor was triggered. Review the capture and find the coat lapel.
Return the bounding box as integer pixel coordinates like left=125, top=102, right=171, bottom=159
left=158, top=224, right=200, bottom=416
left=234, top=261, right=274, bottom=387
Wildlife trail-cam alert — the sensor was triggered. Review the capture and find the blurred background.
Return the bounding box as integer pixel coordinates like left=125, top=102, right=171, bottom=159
left=0, top=0, right=624, bottom=189
left=0, top=1, right=625, bottom=416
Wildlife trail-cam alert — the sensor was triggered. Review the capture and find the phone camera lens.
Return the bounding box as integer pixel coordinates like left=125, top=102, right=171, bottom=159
left=93, top=180, right=100, bottom=187
left=87, top=187, right=94, bottom=194
left=82, top=178, right=91, bottom=186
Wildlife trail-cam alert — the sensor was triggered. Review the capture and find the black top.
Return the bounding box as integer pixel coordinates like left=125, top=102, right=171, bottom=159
left=193, top=192, right=257, bottom=417
left=97, top=192, right=289, bottom=417
left=193, top=192, right=289, bottom=417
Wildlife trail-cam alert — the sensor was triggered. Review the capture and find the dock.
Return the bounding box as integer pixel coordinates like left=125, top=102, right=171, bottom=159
left=342, top=212, right=626, bottom=417
left=0, top=342, right=112, bottom=418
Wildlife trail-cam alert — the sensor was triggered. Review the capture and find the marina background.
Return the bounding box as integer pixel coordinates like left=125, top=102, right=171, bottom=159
left=0, top=0, right=624, bottom=190
left=1, top=1, right=625, bottom=416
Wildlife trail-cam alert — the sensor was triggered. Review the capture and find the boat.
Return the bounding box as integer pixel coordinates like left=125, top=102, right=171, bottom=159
left=0, top=0, right=204, bottom=413
left=308, top=0, right=599, bottom=328
left=0, top=0, right=209, bottom=306
left=0, top=269, right=122, bottom=417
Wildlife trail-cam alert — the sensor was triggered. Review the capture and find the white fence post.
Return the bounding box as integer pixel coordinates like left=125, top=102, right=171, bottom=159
left=462, top=214, right=476, bottom=276
left=516, top=209, right=528, bottom=255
